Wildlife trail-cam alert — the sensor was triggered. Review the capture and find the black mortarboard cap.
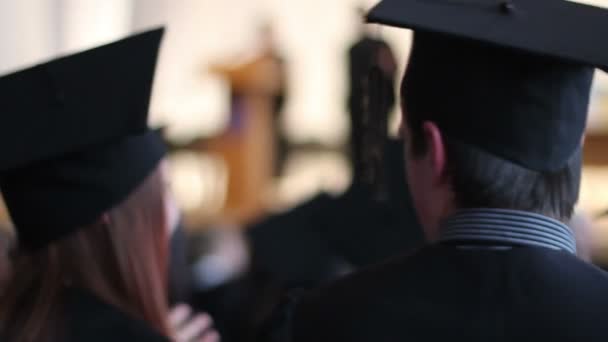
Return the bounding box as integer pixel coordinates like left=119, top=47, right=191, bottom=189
left=0, top=28, right=166, bottom=250
left=367, top=0, right=608, bottom=171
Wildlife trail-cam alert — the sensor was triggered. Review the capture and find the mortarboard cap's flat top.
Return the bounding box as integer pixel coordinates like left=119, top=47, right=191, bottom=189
left=365, top=0, right=608, bottom=171
left=367, top=0, right=608, bottom=71
left=0, top=28, right=164, bottom=172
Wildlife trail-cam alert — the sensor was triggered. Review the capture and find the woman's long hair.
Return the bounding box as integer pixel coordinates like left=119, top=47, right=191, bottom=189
left=0, top=166, right=170, bottom=341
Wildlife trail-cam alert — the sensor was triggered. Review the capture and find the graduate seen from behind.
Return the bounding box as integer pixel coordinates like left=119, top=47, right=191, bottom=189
left=0, top=30, right=217, bottom=342
left=280, top=1, right=608, bottom=341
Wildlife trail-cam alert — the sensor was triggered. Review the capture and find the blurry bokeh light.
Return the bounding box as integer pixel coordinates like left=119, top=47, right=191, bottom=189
left=274, top=151, right=351, bottom=209
left=168, top=152, right=228, bottom=214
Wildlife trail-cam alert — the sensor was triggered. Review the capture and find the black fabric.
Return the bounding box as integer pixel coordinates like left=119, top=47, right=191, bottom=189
left=247, top=140, right=423, bottom=287
left=63, top=288, right=169, bottom=342
left=248, top=194, right=344, bottom=288
left=287, top=245, right=608, bottom=342
left=367, top=0, right=608, bottom=70
left=366, top=0, right=608, bottom=171
left=0, top=28, right=163, bottom=171
left=403, top=32, right=593, bottom=171
left=1, top=130, right=166, bottom=250
left=0, top=29, right=165, bottom=249
left=198, top=140, right=422, bottom=342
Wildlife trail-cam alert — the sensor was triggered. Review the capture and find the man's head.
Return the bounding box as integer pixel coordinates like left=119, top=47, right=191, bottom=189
left=364, top=0, right=608, bottom=242
left=399, top=104, right=583, bottom=242
left=398, top=33, right=586, bottom=241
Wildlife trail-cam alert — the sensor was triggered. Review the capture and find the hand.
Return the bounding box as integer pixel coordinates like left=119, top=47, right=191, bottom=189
left=169, top=304, right=220, bottom=342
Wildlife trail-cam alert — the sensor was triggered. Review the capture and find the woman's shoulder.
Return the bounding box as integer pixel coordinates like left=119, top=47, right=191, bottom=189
left=63, top=288, right=169, bottom=342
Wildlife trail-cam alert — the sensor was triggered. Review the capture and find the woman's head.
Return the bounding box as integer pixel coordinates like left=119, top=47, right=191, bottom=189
left=0, top=29, right=169, bottom=341
left=1, top=164, right=171, bottom=340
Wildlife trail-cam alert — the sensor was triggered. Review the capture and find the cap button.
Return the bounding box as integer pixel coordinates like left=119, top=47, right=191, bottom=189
left=500, top=1, right=515, bottom=14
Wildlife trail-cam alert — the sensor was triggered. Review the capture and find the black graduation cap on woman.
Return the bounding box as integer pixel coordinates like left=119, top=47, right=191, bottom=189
left=0, top=28, right=166, bottom=251
left=0, top=29, right=175, bottom=342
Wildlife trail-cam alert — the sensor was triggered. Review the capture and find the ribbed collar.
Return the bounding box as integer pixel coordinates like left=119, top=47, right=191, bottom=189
left=438, top=208, right=577, bottom=254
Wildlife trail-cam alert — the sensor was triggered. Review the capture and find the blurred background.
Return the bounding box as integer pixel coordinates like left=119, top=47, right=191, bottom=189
left=0, top=0, right=410, bottom=224
left=1, top=0, right=608, bottom=339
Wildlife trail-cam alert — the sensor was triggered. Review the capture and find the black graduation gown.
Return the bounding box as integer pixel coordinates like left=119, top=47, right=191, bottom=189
left=247, top=140, right=423, bottom=289
left=63, top=289, right=169, bottom=342
left=196, top=141, right=421, bottom=342
left=279, top=245, right=608, bottom=342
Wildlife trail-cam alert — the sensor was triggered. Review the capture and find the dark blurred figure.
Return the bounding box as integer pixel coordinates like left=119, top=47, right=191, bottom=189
left=260, top=23, right=289, bottom=178
left=348, top=13, right=397, bottom=188
left=188, top=15, right=423, bottom=342
left=248, top=8, right=418, bottom=291
left=248, top=140, right=422, bottom=288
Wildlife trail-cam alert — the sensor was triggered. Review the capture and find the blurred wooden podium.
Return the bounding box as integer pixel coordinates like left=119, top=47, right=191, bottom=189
left=208, top=50, right=284, bottom=225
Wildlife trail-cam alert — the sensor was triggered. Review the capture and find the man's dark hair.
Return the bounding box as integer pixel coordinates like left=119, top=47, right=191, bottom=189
left=402, top=93, right=582, bottom=222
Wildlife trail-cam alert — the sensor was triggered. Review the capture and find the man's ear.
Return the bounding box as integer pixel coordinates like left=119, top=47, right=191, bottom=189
left=422, top=121, right=448, bottom=184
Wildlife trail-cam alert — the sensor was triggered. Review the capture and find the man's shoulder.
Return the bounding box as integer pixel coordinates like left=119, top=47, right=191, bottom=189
left=514, top=247, right=608, bottom=303
left=295, top=245, right=608, bottom=308
left=289, top=246, right=608, bottom=342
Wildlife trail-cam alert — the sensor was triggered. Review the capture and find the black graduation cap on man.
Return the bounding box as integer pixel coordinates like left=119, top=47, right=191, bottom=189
left=366, top=0, right=608, bottom=172
left=0, top=28, right=166, bottom=250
